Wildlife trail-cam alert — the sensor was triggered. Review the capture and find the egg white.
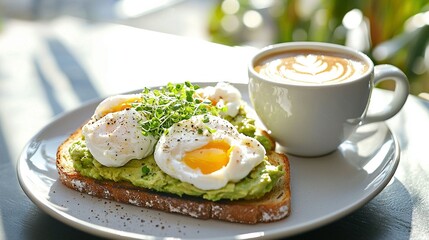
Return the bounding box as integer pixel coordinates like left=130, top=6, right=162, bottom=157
left=82, top=95, right=156, bottom=167
left=154, top=114, right=265, bottom=190
left=196, top=82, right=242, bottom=117
left=93, top=93, right=142, bottom=120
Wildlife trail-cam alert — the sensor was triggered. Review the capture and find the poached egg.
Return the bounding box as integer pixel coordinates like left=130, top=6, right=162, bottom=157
left=154, top=114, right=266, bottom=190
left=82, top=94, right=157, bottom=167
left=196, top=82, right=242, bottom=117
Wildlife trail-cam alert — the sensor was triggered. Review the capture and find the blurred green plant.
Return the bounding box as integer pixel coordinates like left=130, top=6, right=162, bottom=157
left=208, top=0, right=429, bottom=95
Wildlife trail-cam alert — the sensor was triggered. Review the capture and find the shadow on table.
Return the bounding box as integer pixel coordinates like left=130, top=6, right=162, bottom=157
left=288, top=178, right=412, bottom=240
left=22, top=209, right=104, bottom=240
left=0, top=150, right=98, bottom=240
left=45, top=37, right=99, bottom=102
left=33, top=36, right=100, bottom=116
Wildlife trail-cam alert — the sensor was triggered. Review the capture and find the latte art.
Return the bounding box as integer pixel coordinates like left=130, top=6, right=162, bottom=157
left=255, top=52, right=368, bottom=85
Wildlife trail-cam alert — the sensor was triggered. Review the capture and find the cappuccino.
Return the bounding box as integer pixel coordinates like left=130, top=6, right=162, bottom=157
left=254, top=50, right=368, bottom=85
left=249, top=42, right=409, bottom=156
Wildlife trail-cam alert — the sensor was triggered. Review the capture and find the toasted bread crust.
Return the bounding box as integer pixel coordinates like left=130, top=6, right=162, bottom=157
left=56, top=128, right=291, bottom=224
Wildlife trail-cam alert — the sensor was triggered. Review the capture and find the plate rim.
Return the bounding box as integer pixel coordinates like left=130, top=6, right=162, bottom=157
left=16, top=82, right=401, bottom=240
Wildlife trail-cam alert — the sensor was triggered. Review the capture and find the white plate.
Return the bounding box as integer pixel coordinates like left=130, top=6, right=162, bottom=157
left=17, top=83, right=400, bottom=239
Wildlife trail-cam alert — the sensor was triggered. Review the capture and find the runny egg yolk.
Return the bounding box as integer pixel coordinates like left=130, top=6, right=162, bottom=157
left=183, top=140, right=232, bottom=174
left=101, top=98, right=141, bottom=117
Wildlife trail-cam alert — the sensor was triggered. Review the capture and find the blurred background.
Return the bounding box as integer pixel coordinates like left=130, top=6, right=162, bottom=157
left=208, top=0, right=429, bottom=95
left=0, top=0, right=429, bottom=94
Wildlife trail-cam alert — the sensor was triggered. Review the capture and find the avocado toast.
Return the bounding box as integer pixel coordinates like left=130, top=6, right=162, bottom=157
left=56, top=82, right=291, bottom=224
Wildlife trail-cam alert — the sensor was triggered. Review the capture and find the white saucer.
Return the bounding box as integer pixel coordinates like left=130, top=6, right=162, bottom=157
left=17, top=83, right=399, bottom=239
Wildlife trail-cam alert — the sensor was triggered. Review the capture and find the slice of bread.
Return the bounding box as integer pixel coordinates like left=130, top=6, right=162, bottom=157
left=56, top=128, right=291, bottom=224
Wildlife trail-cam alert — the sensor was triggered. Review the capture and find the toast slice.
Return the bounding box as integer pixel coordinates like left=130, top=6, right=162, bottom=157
left=56, top=128, right=291, bottom=224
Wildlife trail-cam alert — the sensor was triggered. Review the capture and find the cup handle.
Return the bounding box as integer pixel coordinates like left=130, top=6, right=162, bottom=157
left=363, top=64, right=409, bottom=124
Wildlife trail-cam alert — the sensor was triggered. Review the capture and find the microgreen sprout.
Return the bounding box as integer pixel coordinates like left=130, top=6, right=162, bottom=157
left=134, top=82, right=221, bottom=138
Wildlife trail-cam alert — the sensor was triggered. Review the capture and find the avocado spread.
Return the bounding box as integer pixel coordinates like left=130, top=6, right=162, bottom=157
left=70, top=102, right=282, bottom=201
left=70, top=139, right=282, bottom=201
left=225, top=104, right=274, bottom=152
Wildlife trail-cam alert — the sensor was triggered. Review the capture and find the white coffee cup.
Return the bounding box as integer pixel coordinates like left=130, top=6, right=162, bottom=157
left=248, top=42, right=409, bottom=157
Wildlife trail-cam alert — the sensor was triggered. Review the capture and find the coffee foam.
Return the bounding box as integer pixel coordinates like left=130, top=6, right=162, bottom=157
left=255, top=51, right=368, bottom=85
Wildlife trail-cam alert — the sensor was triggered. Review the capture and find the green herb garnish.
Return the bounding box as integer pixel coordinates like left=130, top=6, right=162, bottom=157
left=135, top=82, right=220, bottom=138
left=141, top=165, right=150, bottom=176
